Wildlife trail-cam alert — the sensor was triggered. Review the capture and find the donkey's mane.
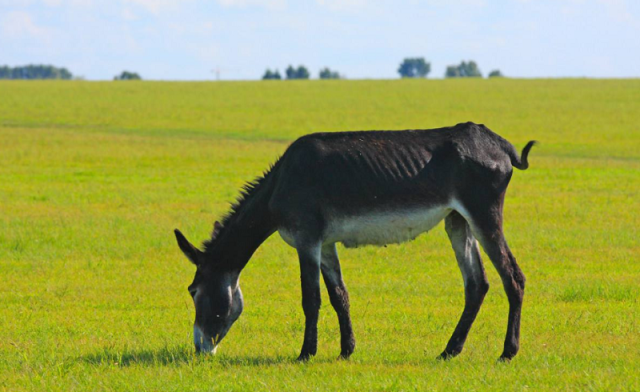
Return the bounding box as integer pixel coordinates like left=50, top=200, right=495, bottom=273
left=202, top=156, right=281, bottom=254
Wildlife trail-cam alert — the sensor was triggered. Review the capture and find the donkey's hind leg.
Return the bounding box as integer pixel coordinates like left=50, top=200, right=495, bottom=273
left=321, top=243, right=355, bottom=359
left=466, top=204, right=526, bottom=361
left=438, top=211, right=490, bottom=360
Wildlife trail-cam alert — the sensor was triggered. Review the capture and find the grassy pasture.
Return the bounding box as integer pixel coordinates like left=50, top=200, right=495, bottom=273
left=0, top=79, right=638, bottom=391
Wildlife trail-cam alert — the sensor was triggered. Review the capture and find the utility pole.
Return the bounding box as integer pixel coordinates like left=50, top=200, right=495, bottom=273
left=211, top=66, right=240, bottom=81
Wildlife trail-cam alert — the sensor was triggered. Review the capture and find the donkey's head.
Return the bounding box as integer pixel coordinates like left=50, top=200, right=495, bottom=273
left=174, top=226, right=243, bottom=354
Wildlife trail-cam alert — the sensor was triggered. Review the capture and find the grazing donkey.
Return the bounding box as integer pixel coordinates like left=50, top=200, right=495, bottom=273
left=175, top=122, right=536, bottom=361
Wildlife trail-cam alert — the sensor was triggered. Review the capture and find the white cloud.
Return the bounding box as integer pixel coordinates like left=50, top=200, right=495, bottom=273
left=123, top=0, right=183, bottom=14
left=436, top=0, right=485, bottom=5
left=1, top=11, right=51, bottom=40
left=597, top=0, right=635, bottom=23
left=0, top=0, right=32, bottom=5
left=0, top=0, right=92, bottom=6
left=121, top=6, right=137, bottom=20
left=316, top=0, right=367, bottom=11
left=215, top=0, right=286, bottom=10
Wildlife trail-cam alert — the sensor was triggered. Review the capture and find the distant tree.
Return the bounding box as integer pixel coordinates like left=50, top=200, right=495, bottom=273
left=285, top=65, right=296, bottom=79
left=444, top=61, right=482, bottom=78
left=285, top=65, right=310, bottom=80
left=262, top=69, right=282, bottom=80
left=0, top=64, right=73, bottom=80
left=398, top=58, right=431, bottom=78
left=296, top=66, right=310, bottom=79
left=58, top=67, right=73, bottom=79
left=114, top=71, right=142, bottom=80
left=319, top=67, right=341, bottom=79
left=488, top=69, right=504, bottom=78
left=445, top=65, right=461, bottom=78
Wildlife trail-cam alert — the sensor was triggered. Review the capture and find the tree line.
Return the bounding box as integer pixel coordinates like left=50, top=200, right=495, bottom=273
left=0, top=65, right=145, bottom=80
left=263, top=59, right=503, bottom=80
left=263, top=65, right=342, bottom=80
left=0, top=64, right=73, bottom=80
left=114, top=71, right=142, bottom=80
left=398, top=57, right=503, bottom=79
left=3, top=61, right=503, bottom=81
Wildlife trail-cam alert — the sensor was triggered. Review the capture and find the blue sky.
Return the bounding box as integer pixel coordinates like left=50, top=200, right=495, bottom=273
left=1, top=0, right=639, bottom=80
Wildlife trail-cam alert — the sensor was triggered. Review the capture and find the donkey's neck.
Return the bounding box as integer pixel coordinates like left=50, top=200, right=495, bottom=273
left=203, top=168, right=278, bottom=273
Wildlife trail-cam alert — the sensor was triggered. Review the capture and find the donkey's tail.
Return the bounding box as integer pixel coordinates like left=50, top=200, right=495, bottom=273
left=509, top=140, right=537, bottom=170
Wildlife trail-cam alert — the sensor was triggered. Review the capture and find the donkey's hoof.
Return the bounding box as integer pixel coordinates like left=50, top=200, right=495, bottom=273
left=499, top=348, right=518, bottom=362
left=296, top=353, right=314, bottom=362
left=498, top=354, right=515, bottom=363
left=437, top=349, right=460, bottom=360
left=338, top=352, right=352, bottom=360
left=338, top=345, right=355, bottom=360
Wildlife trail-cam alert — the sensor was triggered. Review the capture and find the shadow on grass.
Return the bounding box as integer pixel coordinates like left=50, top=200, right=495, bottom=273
left=81, top=346, right=316, bottom=367
left=82, top=346, right=195, bottom=367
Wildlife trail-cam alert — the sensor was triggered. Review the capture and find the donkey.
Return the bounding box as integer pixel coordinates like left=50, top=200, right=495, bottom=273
left=174, top=122, right=536, bottom=361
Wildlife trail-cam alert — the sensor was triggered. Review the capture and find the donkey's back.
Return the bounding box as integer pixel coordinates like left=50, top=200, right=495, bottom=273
left=270, top=122, right=533, bottom=248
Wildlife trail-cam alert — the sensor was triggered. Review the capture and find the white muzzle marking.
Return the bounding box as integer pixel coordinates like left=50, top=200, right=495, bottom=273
left=194, top=325, right=217, bottom=354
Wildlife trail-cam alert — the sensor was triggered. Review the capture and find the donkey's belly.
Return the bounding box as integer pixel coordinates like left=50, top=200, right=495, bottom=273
left=326, top=206, right=451, bottom=248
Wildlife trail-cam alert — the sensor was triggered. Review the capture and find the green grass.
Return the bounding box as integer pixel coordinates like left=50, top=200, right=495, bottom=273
left=1, top=79, right=639, bottom=391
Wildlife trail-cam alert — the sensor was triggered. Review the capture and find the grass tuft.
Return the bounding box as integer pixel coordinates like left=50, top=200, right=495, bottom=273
left=559, top=282, right=638, bottom=303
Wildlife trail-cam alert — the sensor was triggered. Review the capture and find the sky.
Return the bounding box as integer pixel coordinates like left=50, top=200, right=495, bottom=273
left=1, top=0, right=639, bottom=80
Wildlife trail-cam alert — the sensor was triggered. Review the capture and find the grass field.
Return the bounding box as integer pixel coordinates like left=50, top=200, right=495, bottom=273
left=1, top=79, right=638, bottom=391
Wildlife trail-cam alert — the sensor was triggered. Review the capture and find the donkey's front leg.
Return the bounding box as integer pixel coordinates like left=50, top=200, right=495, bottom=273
left=321, top=243, right=355, bottom=359
left=296, top=244, right=322, bottom=361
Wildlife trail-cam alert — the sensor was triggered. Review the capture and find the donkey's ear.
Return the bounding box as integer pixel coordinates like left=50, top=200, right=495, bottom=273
left=174, top=229, right=202, bottom=265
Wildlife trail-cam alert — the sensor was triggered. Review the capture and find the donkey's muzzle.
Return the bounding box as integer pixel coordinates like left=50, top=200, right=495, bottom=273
left=194, top=325, right=217, bottom=354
